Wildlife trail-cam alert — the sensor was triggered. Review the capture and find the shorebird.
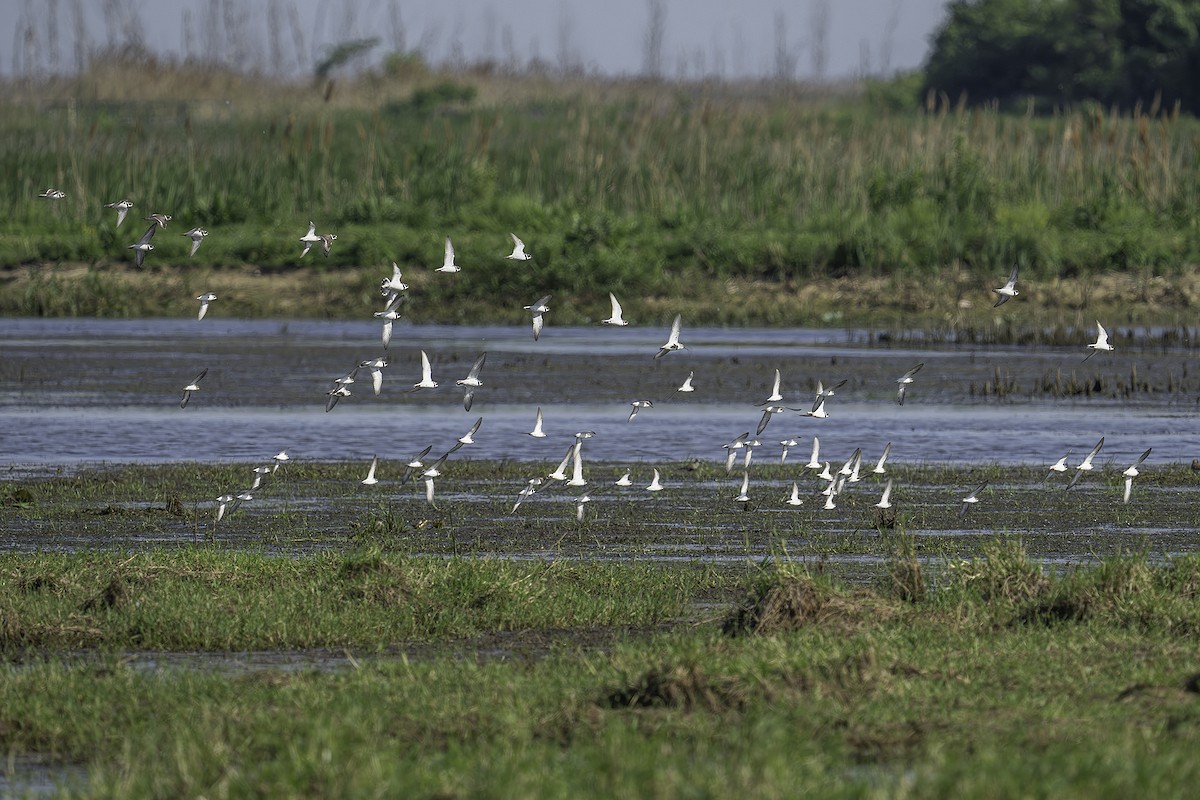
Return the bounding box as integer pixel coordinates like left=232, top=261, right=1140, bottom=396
left=359, top=355, right=388, bottom=396
left=797, top=395, right=829, bottom=419
left=741, top=438, right=761, bottom=470
left=566, top=441, right=587, bottom=487
left=785, top=481, right=804, bottom=506
left=1083, top=321, right=1113, bottom=361
left=677, top=371, right=695, bottom=392
left=602, top=292, right=628, bottom=325
left=758, top=369, right=783, bottom=405
left=734, top=471, right=751, bottom=502
left=524, top=294, right=551, bottom=341
left=457, top=416, right=483, bottom=446
left=39, top=188, right=66, bottom=200
left=574, top=430, right=596, bottom=441
left=421, top=450, right=451, bottom=479
left=510, top=477, right=543, bottom=513
left=104, top=199, right=133, bottom=227
left=779, top=438, right=798, bottom=465
left=319, top=233, right=336, bottom=257
left=806, top=437, right=822, bottom=469
left=361, top=455, right=380, bottom=485
left=1067, top=437, right=1105, bottom=489
left=654, top=314, right=685, bottom=359
left=401, top=445, right=433, bottom=484
left=756, top=405, right=786, bottom=436
left=180, top=368, right=208, bottom=408
left=374, top=296, right=403, bottom=349
left=411, top=350, right=438, bottom=390
left=872, top=442, right=892, bottom=475
left=195, top=292, right=217, bottom=321
left=875, top=479, right=894, bottom=509
left=456, top=352, right=487, bottom=411
left=505, top=233, right=532, bottom=260
left=215, top=494, right=234, bottom=523
left=325, top=384, right=351, bottom=412
left=436, top=237, right=461, bottom=273
left=527, top=407, right=547, bottom=438
left=299, top=221, right=321, bottom=257
left=249, top=466, right=272, bottom=491
left=128, top=223, right=158, bottom=268
left=839, top=448, right=862, bottom=479
left=182, top=227, right=208, bottom=256
left=381, top=263, right=409, bottom=299
left=548, top=445, right=574, bottom=482
left=992, top=264, right=1019, bottom=307
left=271, top=450, right=290, bottom=471
left=896, top=363, right=924, bottom=405
left=816, top=461, right=834, bottom=482
left=1122, top=447, right=1152, bottom=503
left=722, top=432, right=751, bottom=472
left=960, top=480, right=987, bottom=516
left=646, top=468, right=663, bottom=492
left=628, top=400, right=654, bottom=422
left=1044, top=451, right=1072, bottom=483
left=615, top=469, right=632, bottom=487
left=574, top=492, right=592, bottom=521
left=815, top=379, right=847, bottom=401
left=145, top=213, right=172, bottom=229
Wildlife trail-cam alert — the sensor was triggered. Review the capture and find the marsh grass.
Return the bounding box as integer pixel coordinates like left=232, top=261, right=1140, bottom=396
left=3, top=64, right=1200, bottom=325
left=2, top=548, right=1200, bottom=796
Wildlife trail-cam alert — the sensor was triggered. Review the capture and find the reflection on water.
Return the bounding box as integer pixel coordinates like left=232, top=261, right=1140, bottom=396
left=2, top=318, right=1197, bottom=467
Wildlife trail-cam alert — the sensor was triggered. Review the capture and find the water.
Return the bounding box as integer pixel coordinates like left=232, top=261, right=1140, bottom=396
left=2, top=318, right=1197, bottom=468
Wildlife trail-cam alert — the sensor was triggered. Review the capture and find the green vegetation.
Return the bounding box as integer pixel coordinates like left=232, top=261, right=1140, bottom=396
left=2, top=61, right=1199, bottom=324
left=2, top=548, right=1199, bottom=796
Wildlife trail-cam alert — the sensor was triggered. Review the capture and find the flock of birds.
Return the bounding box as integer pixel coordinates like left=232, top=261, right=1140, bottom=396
left=34, top=187, right=1150, bottom=528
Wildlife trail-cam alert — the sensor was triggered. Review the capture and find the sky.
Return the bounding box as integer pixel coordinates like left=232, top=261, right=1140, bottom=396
left=2, top=0, right=951, bottom=80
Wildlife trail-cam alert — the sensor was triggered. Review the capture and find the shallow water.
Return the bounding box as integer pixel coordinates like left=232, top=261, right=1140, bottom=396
left=2, top=318, right=1198, bottom=468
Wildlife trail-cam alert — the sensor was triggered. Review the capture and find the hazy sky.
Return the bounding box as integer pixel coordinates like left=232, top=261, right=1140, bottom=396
left=2, top=0, right=950, bottom=79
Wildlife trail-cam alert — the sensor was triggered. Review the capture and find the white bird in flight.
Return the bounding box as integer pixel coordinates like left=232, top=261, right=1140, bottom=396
left=381, top=263, right=409, bottom=299
left=411, top=350, right=438, bottom=390
left=567, top=441, right=587, bottom=487
left=104, top=198, right=133, bottom=227
left=628, top=400, right=654, bottom=422
left=677, top=371, right=695, bottom=392
left=1122, top=447, right=1151, bottom=503
left=457, top=416, right=483, bottom=446
left=361, top=455, right=379, bottom=486
left=505, top=233, right=532, bottom=260
left=1044, top=451, right=1072, bottom=483
left=401, top=445, right=433, bottom=484
left=1083, top=321, right=1113, bottom=361
left=614, top=469, right=632, bottom=487
left=1066, top=437, right=1105, bottom=490
left=602, top=292, right=628, bottom=326
left=785, top=481, right=804, bottom=506
left=896, top=363, right=924, bottom=406
left=646, top=468, right=664, bottom=492
left=992, top=264, right=1019, bottom=307
left=39, top=188, right=66, bottom=200
left=195, top=292, right=217, bottom=321
left=875, top=479, right=894, bottom=509
left=359, top=355, right=388, bottom=396
left=299, top=221, right=321, bottom=257
left=805, top=437, right=822, bottom=469
left=654, top=314, right=685, bottom=359
left=456, top=352, right=487, bottom=411
left=734, top=471, right=750, bottom=502
left=960, top=480, right=987, bottom=516
left=524, top=294, right=551, bottom=341
left=128, top=223, right=158, bottom=268
left=758, top=369, right=783, bottom=405
left=436, top=237, right=461, bottom=273
left=182, top=227, right=209, bottom=257
left=873, top=442, right=892, bottom=475
left=180, top=368, right=208, bottom=408
left=374, top=296, right=403, bottom=349
left=527, top=407, right=547, bottom=438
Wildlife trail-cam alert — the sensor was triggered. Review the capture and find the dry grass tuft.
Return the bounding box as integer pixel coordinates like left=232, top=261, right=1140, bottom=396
left=721, top=576, right=899, bottom=636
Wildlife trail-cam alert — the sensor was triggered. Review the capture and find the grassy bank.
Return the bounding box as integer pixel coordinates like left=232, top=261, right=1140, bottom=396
left=2, top=63, right=1199, bottom=324
left=1, top=549, right=1198, bottom=796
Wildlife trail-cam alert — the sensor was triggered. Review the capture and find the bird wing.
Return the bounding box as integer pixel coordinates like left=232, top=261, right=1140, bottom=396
left=609, top=292, right=623, bottom=320
left=467, top=352, right=487, bottom=380
left=1132, top=447, right=1152, bottom=468
left=532, top=314, right=544, bottom=341
left=420, top=351, right=433, bottom=382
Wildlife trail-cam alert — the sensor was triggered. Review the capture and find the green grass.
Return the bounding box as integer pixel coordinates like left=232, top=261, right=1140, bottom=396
left=2, top=550, right=1199, bottom=797
left=2, top=64, right=1200, bottom=324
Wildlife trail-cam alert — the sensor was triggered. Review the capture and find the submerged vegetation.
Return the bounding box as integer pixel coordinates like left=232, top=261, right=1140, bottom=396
left=2, top=57, right=1200, bottom=325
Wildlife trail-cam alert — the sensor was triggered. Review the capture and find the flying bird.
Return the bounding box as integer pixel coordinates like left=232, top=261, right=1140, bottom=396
left=401, top=445, right=434, bottom=484
left=359, top=355, right=388, bottom=396
left=381, top=263, right=409, bottom=300
left=655, top=314, right=685, bottom=359
left=128, top=223, right=158, bottom=268
left=758, top=369, right=783, bottom=405
left=1083, top=321, right=1113, bottom=361
left=756, top=405, right=786, bottom=436
left=182, top=227, right=209, bottom=256
left=1066, top=437, right=1105, bottom=490
left=374, top=295, right=403, bottom=349
left=411, top=350, right=438, bottom=390
left=734, top=471, right=751, bottom=502
left=180, top=368, right=208, bottom=408
left=524, top=294, right=551, bottom=341
left=602, top=292, right=629, bottom=326
left=39, top=188, right=66, bottom=200
left=960, top=480, right=987, bottom=516
left=505, top=233, right=532, bottom=260
left=992, top=264, right=1019, bottom=307
left=299, top=221, right=321, bottom=257
left=896, top=363, right=924, bottom=406
left=195, top=292, right=217, bottom=321
left=806, top=437, right=822, bottom=469
left=436, top=237, right=461, bottom=273
left=875, top=479, right=894, bottom=509
left=646, top=468, right=663, bottom=492
left=455, top=352, right=487, bottom=411
left=527, top=407, right=547, bottom=438
left=144, top=213, right=172, bottom=229
left=1122, top=447, right=1151, bottom=503
left=1044, top=451, right=1072, bottom=483
left=628, top=400, right=654, bottom=422
left=872, top=442, right=892, bottom=475
left=361, top=455, right=380, bottom=486
left=785, top=481, right=804, bottom=506
left=457, top=416, right=483, bottom=446
left=677, top=371, right=695, bottom=392
left=104, top=199, right=133, bottom=227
